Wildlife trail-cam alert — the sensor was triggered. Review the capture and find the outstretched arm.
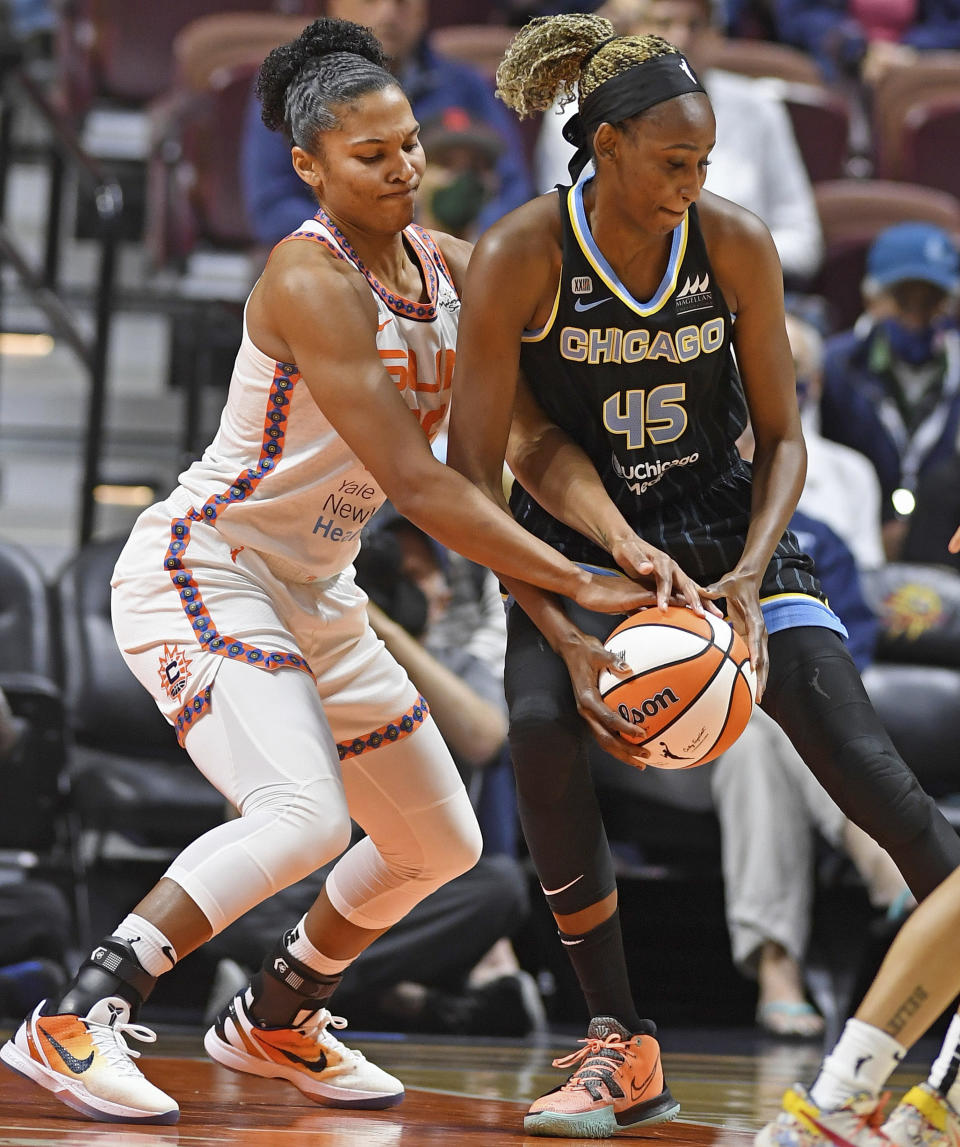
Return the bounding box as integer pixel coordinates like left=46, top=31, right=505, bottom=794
left=247, top=238, right=655, bottom=616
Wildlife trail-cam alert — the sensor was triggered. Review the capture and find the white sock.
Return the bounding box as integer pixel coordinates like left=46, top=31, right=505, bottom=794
left=114, top=914, right=178, bottom=977
left=810, top=1018, right=906, bottom=1110
left=284, top=915, right=352, bottom=977
left=928, top=1012, right=960, bottom=1111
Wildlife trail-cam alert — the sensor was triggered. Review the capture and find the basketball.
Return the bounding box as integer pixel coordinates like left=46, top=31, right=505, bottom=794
left=598, top=606, right=756, bottom=769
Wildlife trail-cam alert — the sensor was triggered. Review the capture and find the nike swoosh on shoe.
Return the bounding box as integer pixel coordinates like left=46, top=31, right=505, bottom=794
left=41, top=1030, right=94, bottom=1074
left=277, top=1047, right=328, bottom=1074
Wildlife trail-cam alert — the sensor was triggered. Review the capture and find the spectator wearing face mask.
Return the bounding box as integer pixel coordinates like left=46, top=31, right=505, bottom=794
left=415, top=108, right=505, bottom=242
left=241, top=0, right=533, bottom=245
left=819, top=222, right=960, bottom=560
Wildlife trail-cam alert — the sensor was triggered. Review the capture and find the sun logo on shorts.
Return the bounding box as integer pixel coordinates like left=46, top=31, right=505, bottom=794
left=158, top=644, right=193, bottom=701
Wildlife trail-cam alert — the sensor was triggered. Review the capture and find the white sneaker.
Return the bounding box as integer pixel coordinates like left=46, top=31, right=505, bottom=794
left=204, top=989, right=404, bottom=1108
left=755, top=1084, right=890, bottom=1146
left=0, top=998, right=178, bottom=1124
left=883, top=1083, right=960, bottom=1146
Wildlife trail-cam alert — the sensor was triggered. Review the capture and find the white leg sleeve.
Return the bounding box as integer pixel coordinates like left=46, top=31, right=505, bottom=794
left=165, top=659, right=353, bottom=934
left=325, top=715, right=482, bottom=930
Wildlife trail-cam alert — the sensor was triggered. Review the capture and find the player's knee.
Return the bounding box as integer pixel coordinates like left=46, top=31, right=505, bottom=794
left=243, top=782, right=353, bottom=868
left=509, top=704, right=583, bottom=805
left=840, top=736, right=937, bottom=846
left=433, top=815, right=484, bottom=884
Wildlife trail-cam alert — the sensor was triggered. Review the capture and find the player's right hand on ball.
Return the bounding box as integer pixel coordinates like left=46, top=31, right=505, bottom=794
left=557, top=628, right=649, bottom=769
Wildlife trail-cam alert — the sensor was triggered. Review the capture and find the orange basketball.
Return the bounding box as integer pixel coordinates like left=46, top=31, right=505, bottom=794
left=599, top=606, right=756, bottom=769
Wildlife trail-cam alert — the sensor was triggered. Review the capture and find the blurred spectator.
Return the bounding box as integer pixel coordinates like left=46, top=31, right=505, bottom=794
left=416, top=106, right=505, bottom=241
left=902, top=452, right=960, bottom=569
left=819, top=222, right=960, bottom=559
left=241, top=0, right=533, bottom=244
left=774, top=0, right=960, bottom=84
left=788, top=312, right=886, bottom=571
left=0, top=879, right=70, bottom=1020
left=0, top=681, right=70, bottom=1021
left=533, top=0, right=824, bottom=282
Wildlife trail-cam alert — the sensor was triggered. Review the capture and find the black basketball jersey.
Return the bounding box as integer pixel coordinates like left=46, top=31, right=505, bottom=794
left=513, top=180, right=809, bottom=592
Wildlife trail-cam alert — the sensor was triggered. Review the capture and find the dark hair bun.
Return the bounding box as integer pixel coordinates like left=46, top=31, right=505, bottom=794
left=258, top=17, right=386, bottom=133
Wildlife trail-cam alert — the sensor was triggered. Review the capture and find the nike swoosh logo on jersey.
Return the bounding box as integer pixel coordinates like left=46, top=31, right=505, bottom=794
left=541, top=874, right=585, bottom=896
left=41, top=1029, right=94, bottom=1074
left=573, top=296, right=613, bottom=313
left=377, top=318, right=393, bottom=331
left=278, top=1046, right=328, bottom=1073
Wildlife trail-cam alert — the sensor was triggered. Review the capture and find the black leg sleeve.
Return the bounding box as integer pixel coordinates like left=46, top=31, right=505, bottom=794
left=762, top=626, right=960, bottom=901
left=504, top=601, right=618, bottom=916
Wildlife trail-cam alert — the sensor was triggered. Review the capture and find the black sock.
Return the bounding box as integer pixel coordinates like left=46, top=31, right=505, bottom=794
left=557, top=912, right=646, bottom=1033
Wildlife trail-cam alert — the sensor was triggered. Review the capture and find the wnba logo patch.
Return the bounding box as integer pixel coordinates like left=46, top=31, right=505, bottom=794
left=158, top=643, right=192, bottom=701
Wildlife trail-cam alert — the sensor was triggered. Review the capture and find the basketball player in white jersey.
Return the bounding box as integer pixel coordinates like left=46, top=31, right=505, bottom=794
left=0, top=18, right=690, bottom=1125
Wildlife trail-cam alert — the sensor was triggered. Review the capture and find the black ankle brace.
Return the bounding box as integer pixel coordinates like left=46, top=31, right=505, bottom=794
left=248, top=940, right=342, bottom=1029
left=49, top=937, right=157, bottom=1019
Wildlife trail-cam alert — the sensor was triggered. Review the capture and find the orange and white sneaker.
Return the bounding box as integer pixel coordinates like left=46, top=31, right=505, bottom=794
left=524, top=1016, right=679, bottom=1138
left=0, top=997, right=178, bottom=1124
left=755, top=1084, right=890, bottom=1146
left=882, top=1083, right=960, bottom=1146
left=204, top=989, right=404, bottom=1109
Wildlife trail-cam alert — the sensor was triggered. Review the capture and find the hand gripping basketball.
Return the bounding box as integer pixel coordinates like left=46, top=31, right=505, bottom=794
left=599, top=606, right=756, bottom=769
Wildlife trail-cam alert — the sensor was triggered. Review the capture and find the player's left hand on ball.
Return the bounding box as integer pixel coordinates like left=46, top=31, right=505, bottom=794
left=557, top=629, right=649, bottom=769
left=703, top=569, right=768, bottom=701
left=610, top=535, right=722, bottom=618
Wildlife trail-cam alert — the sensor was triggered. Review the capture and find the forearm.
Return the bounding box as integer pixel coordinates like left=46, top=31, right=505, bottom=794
left=368, top=605, right=507, bottom=766
left=392, top=476, right=590, bottom=602
left=736, top=437, right=807, bottom=580
left=508, top=424, right=632, bottom=556
left=499, top=575, right=586, bottom=656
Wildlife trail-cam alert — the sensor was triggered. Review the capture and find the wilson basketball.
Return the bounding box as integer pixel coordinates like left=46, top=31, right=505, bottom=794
left=598, top=606, right=756, bottom=769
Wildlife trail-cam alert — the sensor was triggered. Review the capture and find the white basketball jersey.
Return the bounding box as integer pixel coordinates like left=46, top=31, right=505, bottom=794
left=175, top=214, right=460, bottom=581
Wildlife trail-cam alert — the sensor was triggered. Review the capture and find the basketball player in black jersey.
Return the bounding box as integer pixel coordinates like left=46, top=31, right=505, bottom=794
left=447, top=13, right=960, bottom=1141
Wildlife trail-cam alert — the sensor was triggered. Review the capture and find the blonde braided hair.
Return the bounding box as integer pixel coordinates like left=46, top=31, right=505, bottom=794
left=495, top=14, right=679, bottom=119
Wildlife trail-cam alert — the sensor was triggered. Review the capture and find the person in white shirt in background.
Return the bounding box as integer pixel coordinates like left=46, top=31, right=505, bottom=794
left=533, top=0, right=825, bottom=284
left=788, top=312, right=886, bottom=573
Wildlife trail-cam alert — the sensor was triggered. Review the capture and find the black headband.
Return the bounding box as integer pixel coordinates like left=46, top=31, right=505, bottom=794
left=562, top=52, right=707, bottom=181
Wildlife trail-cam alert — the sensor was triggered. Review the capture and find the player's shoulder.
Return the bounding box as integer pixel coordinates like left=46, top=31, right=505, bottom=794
left=696, top=190, right=780, bottom=274
left=475, top=191, right=564, bottom=264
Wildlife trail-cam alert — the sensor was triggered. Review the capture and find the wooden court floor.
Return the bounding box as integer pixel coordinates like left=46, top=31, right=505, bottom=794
left=0, top=1026, right=928, bottom=1145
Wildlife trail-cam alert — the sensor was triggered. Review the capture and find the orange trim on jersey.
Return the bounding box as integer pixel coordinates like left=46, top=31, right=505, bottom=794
left=337, top=695, right=430, bottom=760
left=410, top=224, right=459, bottom=296
left=286, top=212, right=441, bottom=321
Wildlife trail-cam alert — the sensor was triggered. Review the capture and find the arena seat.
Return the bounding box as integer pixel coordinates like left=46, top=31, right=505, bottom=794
left=0, top=540, right=75, bottom=915
left=53, top=0, right=311, bottom=119
left=871, top=53, right=960, bottom=181
left=55, top=538, right=226, bottom=899
left=778, top=81, right=851, bottom=184
left=899, top=95, right=960, bottom=203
